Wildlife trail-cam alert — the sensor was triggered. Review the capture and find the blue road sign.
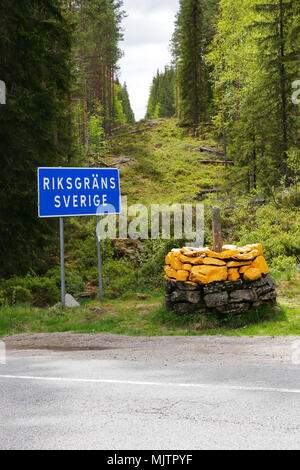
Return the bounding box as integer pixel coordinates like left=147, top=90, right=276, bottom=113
left=38, top=167, right=121, bottom=218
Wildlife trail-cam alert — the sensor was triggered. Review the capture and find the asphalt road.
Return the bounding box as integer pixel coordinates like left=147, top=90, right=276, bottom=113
left=0, top=346, right=299, bottom=450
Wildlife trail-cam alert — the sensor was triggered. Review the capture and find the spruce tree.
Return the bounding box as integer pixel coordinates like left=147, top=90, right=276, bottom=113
left=120, top=83, right=135, bottom=123
left=253, top=0, right=299, bottom=184
left=146, top=67, right=176, bottom=119
left=172, top=0, right=219, bottom=125
left=0, top=0, right=73, bottom=277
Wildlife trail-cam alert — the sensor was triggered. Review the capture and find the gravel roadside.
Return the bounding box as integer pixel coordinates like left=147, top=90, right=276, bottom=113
left=2, top=333, right=299, bottom=364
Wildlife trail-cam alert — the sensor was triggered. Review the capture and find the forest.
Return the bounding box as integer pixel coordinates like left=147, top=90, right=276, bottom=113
left=0, top=0, right=299, bottom=336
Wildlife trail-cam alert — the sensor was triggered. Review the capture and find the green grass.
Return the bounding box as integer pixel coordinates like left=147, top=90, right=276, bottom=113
left=1, top=284, right=299, bottom=338
left=108, top=118, right=225, bottom=206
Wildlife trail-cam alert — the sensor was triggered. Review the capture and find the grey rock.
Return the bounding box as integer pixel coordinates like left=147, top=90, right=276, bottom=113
left=265, top=274, right=276, bottom=290
left=65, top=294, right=80, bottom=308
left=255, top=285, right=274, bottom=297
left=204, top=292, right=228, bottom=308
left=224, top=280, right=243, bottom=291
left=248, top=276, right=268, bottom=288
left=259, top=292, right=277, bottom=302
left=177, top=282, right=201, bottom=291
left=171, top=290, right=203, bottom=304
left=165, top=280, right=174, bottom=294
left=172, top=303, right=199, bottom=315
left=216, top=303, right=247, bottom=315
left=251, top=301, right=263, bottom=310
left=164, top=295, right=173, bottom=311
left=90, top=307, right=105, bottom=314
left=230, top=289, right=257, bottom=303
left=203, top=282, right=226, bottom=295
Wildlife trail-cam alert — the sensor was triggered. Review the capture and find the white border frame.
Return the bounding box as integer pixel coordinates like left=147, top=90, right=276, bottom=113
left=37, top=167, right=121, bottom=218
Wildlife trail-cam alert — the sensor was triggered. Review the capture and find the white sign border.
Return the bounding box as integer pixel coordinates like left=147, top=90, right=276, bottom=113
left=37, top=167, right=121, bottom=218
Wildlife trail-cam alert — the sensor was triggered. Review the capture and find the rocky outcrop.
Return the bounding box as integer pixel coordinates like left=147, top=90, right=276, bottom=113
left=164, top=242, right=277, bottom=316
left=165, top=274, right=277, bottom=315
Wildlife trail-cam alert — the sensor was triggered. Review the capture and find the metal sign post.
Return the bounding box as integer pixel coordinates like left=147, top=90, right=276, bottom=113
left=37, top=167, right=121, bottom=306
left=60, top=217, right=66, bottom=307
left=96, top=217, right=103, bottom=300
left=0, top=80, right=6, bottom=105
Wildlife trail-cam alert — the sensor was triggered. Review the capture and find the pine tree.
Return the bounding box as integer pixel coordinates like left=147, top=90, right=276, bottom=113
left=252, top=0, right=299, bottom=184
left=0, top=0, right=73, bottom=277
left=207, top=0, right=300, bottom=191
left=120, top=83, right=135, bottom=123
left=146, top=67, right=176, bottom=119
left=171, top=0, right=219, bottom=125
left=73, top=0, right=125, bottom=137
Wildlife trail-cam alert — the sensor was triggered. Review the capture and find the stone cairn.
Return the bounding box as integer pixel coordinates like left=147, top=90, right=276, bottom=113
left=164, top=207, right=277, bottom=316
left=164, top=243, right=277, bottom=315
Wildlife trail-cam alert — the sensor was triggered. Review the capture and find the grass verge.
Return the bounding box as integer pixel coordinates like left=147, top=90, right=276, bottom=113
left=0, top=286, right=299, bottom=338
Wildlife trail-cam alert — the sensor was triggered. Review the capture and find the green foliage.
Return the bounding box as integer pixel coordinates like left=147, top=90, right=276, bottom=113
left=207, top=0, right=300, bottom=190
left=146, top=67, right=176, bottom=119
left=0, top=275, right=60, bottom=307
left=72, top=0, right=128, bottom=136
left=0, top=0, right=74, bottom=277
left=88, top=112, right=106, bottom=155
left=119, top=82, right=135, bottom=123
left=171, top=0, right=219, bottom=124
left=229, top=203, right=300, bottom=269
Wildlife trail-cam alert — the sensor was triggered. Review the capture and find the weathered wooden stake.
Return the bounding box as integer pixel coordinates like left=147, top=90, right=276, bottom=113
left=212, top=206, right=223, bottom=253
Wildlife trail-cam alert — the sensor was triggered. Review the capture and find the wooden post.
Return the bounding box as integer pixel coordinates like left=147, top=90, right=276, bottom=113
left=212, top=206, right=223, bottom=253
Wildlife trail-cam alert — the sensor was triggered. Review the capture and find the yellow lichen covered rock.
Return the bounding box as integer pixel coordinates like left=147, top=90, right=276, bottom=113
left=246, top=243, right=264, bottom=257
left=231, top=250, right=260, bottom=261
left=183, top=264, right=192, bottom=271
left=176, top=270, right=189, bottom=282
left=243, top=268, right=262, bottom=281
left=180, top=247, right=199, bottom=256
left=223, top=244, right=239, bottom=250
left=164, top=266, right=177, bottom=279
left=170, top=251, right=183, bottom=270
left=239, top=265, right=251, bottom=275
left=228, top=268, right=240, bottom=281
left=164, top=243, right=269, bottom=286
left=206, top=249, right=240, bottom=260
left=180, top=255, right=204, bottom=265
left=165, top=253, right=172, bottom=265
left=202, top=258, right=226, bottom=266
left=195, top=247, right=211, bottom=256
left=252, top=256, right=269, bottom=275
left=190, top=265, right=228, bottom=284
left=227, top=260, right=252, bottom=268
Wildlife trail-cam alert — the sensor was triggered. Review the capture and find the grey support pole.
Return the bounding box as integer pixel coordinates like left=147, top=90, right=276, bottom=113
left=60, top=217, right=66, bottom=307
left=96, top=216, right=104, bottom=300
left=212, top=206, right=223, bottom=253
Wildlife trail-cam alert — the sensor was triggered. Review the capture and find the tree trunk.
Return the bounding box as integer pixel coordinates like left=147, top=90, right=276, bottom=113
left=279, top=0, right=289, bottom=183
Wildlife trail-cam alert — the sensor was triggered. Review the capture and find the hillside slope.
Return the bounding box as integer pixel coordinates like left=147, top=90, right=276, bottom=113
left=98, top=118, right=227, bottom=206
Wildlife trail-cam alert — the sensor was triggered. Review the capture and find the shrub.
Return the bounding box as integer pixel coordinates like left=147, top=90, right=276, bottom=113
left=0, top=275, right=59, bottom=307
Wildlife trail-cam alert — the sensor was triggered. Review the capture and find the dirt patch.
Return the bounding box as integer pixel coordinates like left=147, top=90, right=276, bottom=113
left=2, top=332, right=299, bottom=364
left=7, top=345, right=116, bottom=352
